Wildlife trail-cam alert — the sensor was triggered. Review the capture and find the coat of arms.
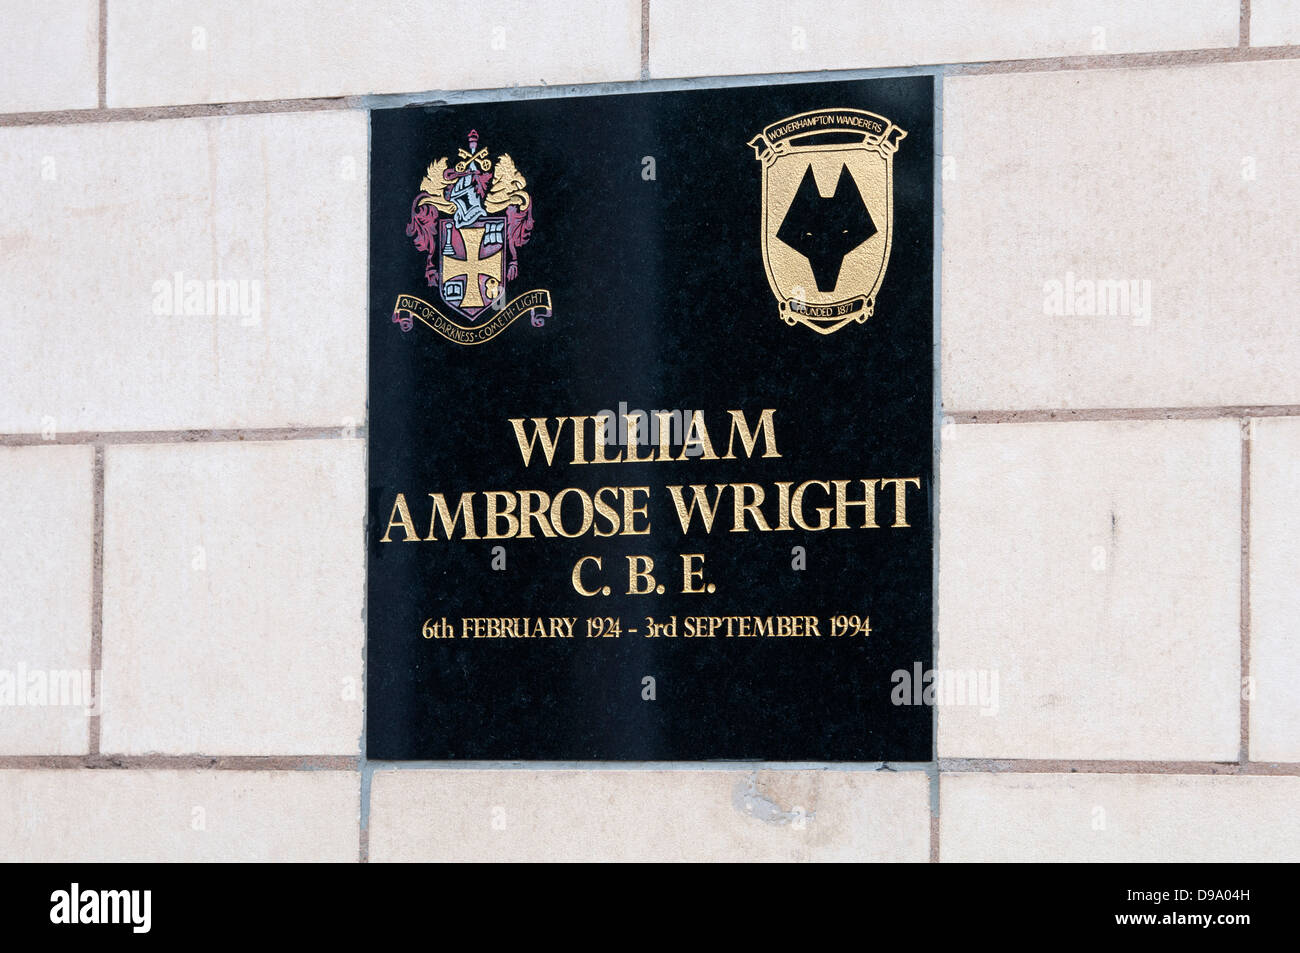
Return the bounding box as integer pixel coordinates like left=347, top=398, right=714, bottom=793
left=750, top=109, right=906, bottom=335
left=392, top=130, right=551, bottom=345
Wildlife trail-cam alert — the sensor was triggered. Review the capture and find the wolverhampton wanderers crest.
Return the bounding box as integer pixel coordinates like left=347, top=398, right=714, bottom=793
left=392, top=129, right=552, bottom=345
left=750, top=109, right=906, bottom=335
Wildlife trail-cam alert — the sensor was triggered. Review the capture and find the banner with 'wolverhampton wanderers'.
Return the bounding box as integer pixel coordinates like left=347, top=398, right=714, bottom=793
left=368, top=77, right=934, bottom=760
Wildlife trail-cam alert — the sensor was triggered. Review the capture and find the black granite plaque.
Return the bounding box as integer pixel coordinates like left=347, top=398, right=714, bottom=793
left=367, top=77, right=934, bottom=761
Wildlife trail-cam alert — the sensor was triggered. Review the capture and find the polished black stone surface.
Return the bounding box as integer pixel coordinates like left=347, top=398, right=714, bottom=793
left=367, top=77, right=934, bottom=761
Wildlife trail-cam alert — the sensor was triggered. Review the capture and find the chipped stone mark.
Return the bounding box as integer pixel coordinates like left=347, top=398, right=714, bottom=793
left=732, top=772, right=816, bottom=826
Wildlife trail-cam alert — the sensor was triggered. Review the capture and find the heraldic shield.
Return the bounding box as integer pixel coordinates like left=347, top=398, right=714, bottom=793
left=750, top=109, right=907, bottom=335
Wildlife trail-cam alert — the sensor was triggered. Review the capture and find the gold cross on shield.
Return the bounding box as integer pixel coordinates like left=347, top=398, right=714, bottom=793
left=442, top=226, right=502, bottom=310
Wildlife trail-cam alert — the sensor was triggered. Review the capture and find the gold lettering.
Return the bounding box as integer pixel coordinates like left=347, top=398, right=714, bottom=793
left=832, top=479, right=878, bottom=529
left=723, top=408, right=781, bottom=459
left=568, top=415, right=588, bottom=465
left=426, top=491, right=480, bottom=541
left=879, top=477, right=922, bottom=528
left=792, top=480, right=833, bottom=531
left=682, top=553, right=707, bottom=593
left=508, top=417, right=566, bottom=467
left=731, top=482, right=772, bottom=532
left=381, top=493, right=419, bottom=542
left=654, top=410, right=675, bottom=461
left=550, top=487, right=595, bottom=538
left=622, top=486, right=651, bottom=536
left=666, top=484, right=727, bottom=533
left=679, top=410, right=719, bottom=461
left=774, top=481, right=793, bottom=531
left=627, top=555, right=656, bottom=595
left=593, top=486, right=621, bottom=537
left=518, top=489, right=554, bottom=539
left=484, top=491, right=520, bottom=539
left=591, top=415, right=622, bottom=463
left=572, top=556, right=602, bottom=596
left=624, top=414, right=653, bottom=462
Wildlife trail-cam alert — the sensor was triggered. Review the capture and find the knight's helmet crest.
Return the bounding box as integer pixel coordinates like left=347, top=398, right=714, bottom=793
left=447, top=130, right=491, bottom=228
left=394, top=126, right=550, bottom=341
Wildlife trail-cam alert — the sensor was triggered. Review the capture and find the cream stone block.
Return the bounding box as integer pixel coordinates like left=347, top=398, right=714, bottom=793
left=1249, top=416, right=1300, bottom=761
left=941, top=773, right=1300, bottom=861
left=0, top=0, right=99, bottom=113
left=938, top=420, right=1241, bottom=760
left=650, top=0, right=1237, bottom=78
left=100, top=440, right=364, bottom=755
left=1251, top=1, right=1300, bottom=46
left=0, top=111, right=366, bottom=433
left=369, top=769, right=930, bottom=862
left=0, top=445, right=94, bottom=754
left=0, top=769, right=358, bottom=861
left=943, top=61, right=1300, bottom=410
left=107, top=0, right=642, bottom=107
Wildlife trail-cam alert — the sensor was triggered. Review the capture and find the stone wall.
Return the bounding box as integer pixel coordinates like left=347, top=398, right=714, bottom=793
left=1, top=1, right=1296, bottom=861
